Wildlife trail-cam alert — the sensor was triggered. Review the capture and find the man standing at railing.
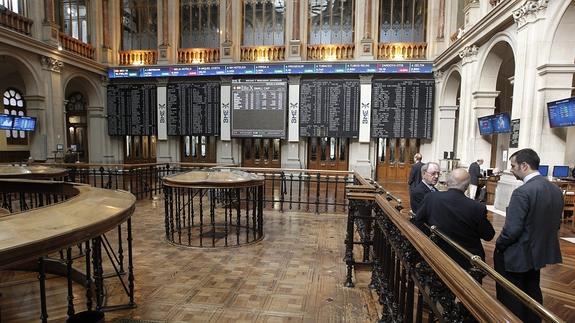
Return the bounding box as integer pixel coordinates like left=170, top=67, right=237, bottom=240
left=408, top=153, right=423, bottom=192
left=410, top=162, right=440, bottom=212
left=495, top=148, right=563, bottom=323
left=412, top=168, right=495, bottom=277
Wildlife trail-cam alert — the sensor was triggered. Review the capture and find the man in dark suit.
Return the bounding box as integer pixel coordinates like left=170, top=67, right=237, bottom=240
left=410, top=162, right=440, bottom=212
left=408, top=153, right=423, bottom=192
left=468, top=158, right=483, bottom=200
left=495, top=148, right=563, bottom=323
left=414, top=168, right=495, bottom=275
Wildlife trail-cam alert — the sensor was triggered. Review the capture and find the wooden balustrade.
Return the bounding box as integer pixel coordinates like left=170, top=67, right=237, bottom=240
left=58, top=32, right=95, bottom=59
left=306, top=44, right=355, bottom=60
left=377, top=42, right=427, bottom=60
left=0, top=6, right=32, bottom=36
left=240, top=45, right=286, bottom=62
left=118, top=50, right=158, bottom=65
left=178, top=47, right=220, bottom=63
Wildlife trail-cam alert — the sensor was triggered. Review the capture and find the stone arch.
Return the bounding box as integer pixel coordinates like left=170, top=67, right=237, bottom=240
left=545, top=0, right=575, bottom=63
left=441, top=66, right=462, bottom=107
left=0, top=52, right=41, bottom=96
left=62, top=73, right=103, bottom=108
left=476, top=32, right=516, bottom=93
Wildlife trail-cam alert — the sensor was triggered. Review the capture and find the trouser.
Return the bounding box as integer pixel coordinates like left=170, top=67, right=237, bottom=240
left=494, top=251, right=542, bottom=323
left=468, top=184, right=478, bottom=200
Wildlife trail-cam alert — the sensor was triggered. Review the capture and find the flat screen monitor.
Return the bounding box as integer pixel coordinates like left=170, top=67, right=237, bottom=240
left=478, top=116, right=493, bottom=135
left=547, top=96, right=575, bottom=128
left=0, top=114, right=14, bottom=130
left=13, top=116, right=36, bottom=132
left=492, top=113, right=511, bottom=133
left=538, top=165, right=549, bottom=177
left=552, top=165, right=570, bottom=178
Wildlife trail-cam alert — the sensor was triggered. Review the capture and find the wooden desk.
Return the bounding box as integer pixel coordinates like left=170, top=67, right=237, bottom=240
left=485, top=175, right=500, bottom=205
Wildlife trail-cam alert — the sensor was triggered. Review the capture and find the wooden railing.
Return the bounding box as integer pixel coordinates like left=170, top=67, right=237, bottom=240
left=178, top=47, right=220, bottom=64
left=118, top=50, right=158, bottom=65
left=377, top=42, right=427, bottom=60
left=240, top=45, right=286, bottom=62
left=307, top=44, right=355, bottom=61
left=0, top=6, right=32, bottom=36
left=58, top=32, right=95, bottom=59
left=345, top=173, right=565, bottom=322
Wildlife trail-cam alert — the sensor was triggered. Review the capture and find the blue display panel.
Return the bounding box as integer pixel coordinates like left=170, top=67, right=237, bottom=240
left=538, top=165, right=549, bottom=177
left=492, top=113, right=511, bottom=133
left=552, top=165, right=570, bottom=178
left=0, top=114, right=13, bottom=130
left=478, top=116, right=494, bottom=135
left=547, top=96, right=575, bottom=128
left=108, top=62, right=433, bottom=78
left=12, top=116, right=36, bottom=131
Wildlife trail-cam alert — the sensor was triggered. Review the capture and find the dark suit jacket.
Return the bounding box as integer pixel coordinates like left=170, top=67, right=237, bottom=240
left=414, top=189, right=495, bottom=269
left=468, top=162, right=482, bottom=185
left=408, top=161, right=423, bottom=192
left=496, top=175, right=563, bottom=272
left=410, top=181, right=432, bottom=213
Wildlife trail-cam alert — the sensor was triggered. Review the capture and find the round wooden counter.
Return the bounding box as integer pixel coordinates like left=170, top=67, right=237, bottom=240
left=162, top=169, right=265, bottom=248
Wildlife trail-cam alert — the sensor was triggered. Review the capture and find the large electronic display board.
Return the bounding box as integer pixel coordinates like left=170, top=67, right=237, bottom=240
left=167, top=82, right=220, bottom=136
left=371, top=79, right=434, bottom=139
left=107, top=83, right=157, bottom=136
left=299, top=79, right=360, bottom=138
left=108, top=62, right=433, bottom=78
left=231, top=79, right=287, bottom=138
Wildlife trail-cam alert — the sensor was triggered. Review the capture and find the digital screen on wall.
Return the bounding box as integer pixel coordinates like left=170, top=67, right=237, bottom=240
left=478, top=115, right=493, bottom=135
left=12, top=116, right=36, bottom=131
left=547, top=96, right=575, bottom=128
left=492, top=113, right=511, bottom=133
left=231, top=79, right=287, bottom=138
left=0, top=114, right=14, bottom=130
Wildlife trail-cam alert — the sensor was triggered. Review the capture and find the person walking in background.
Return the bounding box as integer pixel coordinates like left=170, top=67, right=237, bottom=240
left=408, top=153, right=423, bottom=192
left=413, top=168, right=495, bottom=279
left=468, top=158, right=484, bottom=200
left=494, top=148, right=563, bottom=323
left=409, top=162, right=440, bottom=213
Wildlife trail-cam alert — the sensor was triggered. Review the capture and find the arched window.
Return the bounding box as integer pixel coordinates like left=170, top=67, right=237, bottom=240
left=308, top=0, right=355, bottom=45
left=121, top=0, right=157, bottom=50
left=180, top=0, right=220, bottom=49
left=242, top=0, right=285, bottom=46
left=3, top=88, right=27, bottom=145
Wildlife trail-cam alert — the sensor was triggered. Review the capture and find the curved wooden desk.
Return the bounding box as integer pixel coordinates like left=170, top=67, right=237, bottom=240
left=0, top=180, right=136, bottom=268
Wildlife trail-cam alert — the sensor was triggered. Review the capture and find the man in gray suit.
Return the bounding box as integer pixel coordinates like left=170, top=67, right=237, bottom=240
left=495, top=148, right=563, bottom=323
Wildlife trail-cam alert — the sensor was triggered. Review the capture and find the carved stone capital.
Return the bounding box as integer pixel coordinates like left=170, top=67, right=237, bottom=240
left=433, top=70, right=444, bottom=83
left=458, top=45, right=478, bottom=64
left=40, top=56, right=63, bottom=72
left=512, top=0, right=549, bottom=28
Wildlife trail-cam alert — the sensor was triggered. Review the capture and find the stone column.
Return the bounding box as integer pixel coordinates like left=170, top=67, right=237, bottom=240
left=220, top=0, right=234, bottom=62
left=217, top=77, right=235, bottom=164
left=358, top=0, right=374, bottom=59
left=87, top=104, right=106, bottom=163
left=157, top=0, right=172, bottom=64
left=287, top=0, right=302, bottom=60
left=42, top=0, right=59, bottom=46
left=285, top=75, right=301, bottom=169
left=36, top=55, right=65, bottom=161
left=24, top=95, right=48, bottom=161
left=349, top=75, right=373, bottom=178
left=471, top=90, right=498, bottom=164
left=436, top=105, right=458, bottom=161
left=456, top=44, right=479, bottom=165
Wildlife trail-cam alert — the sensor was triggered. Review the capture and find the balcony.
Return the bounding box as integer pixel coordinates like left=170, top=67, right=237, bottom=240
left=240, top=45, right=286, bottom=62
left=58, top=32, right=95, bottom=60
left=118, top=50, right=158, bottom=65
left=0, top=6, right=32, bottom=36
left=377, top=42, right=427, bottom=60
left=306, top=44, right=355, bottom=61
left=178, top=48, right=220, bottom=64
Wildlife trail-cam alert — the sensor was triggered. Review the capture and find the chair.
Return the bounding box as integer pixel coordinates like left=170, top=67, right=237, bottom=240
left=562, top=191, right=575, bottom=229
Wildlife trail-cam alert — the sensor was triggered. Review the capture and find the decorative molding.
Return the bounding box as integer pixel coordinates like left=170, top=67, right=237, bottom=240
left=512, top=0, right=549, bottom=28
left=40, top=56, right=63, bottom=72
left=433, top=70, right=444, bottom=83
left=458, top=45, right=478, bottom=64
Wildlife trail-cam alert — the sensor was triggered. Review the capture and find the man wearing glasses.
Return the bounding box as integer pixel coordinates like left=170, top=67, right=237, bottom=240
left=410, top=162, right=440, bottom=212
